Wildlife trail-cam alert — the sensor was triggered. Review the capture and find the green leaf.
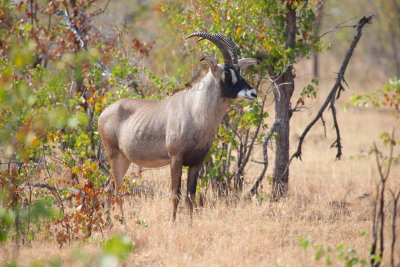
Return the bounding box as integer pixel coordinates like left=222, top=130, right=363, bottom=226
left=299, top=236, right=311, bottom=251
left=314, top=244, right=326, bottom=261
left=325, top=254, right=332, bottom=266
left=101, top=235, right=134, bottom=260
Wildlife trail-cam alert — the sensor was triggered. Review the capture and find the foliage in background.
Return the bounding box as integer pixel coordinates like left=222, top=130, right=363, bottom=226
left=0, top=0, right=157, bottom=254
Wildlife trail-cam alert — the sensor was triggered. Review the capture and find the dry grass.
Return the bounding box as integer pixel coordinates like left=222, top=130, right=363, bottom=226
left=1, top=59, right=399, bottom=267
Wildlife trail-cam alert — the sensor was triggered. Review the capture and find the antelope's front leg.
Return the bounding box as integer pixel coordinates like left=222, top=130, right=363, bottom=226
left=170, top=157, right=183, bottom=221
left=186, top=164, right=201, bottom=220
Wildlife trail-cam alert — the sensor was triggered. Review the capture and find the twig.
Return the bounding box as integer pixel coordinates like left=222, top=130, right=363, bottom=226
left=43, top=155, right=65, bottom=212
left=51, top=3, right=142, bottom=95
left=91, top=0, right=111, bottom=17
left=226, top=122, right=243, bottom=146
left=319, top=16, right=358, bottom=38
left=264, top=64, right=294, bottom=103
left=54, top=9, right=87, bottom=50
left=240, top=85, right=268, bottom=171
left=321, top=115, right=326, bottom=138
left=371, top=184, right=380, bottom=266
left=24, top=182, right=79, bottom=197
left=233, top=75, right=270, bottom=191
left=247, top=119, right=281, bottom=197
left=330, top=98, right=342, bottom=157
left=389, top=189, right=400, bottom=267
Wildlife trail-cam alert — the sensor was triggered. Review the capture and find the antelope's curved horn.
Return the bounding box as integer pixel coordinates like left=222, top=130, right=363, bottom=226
left=185, top=32, right=233, bottom=66
left=214, top=33, right=238, bottom=65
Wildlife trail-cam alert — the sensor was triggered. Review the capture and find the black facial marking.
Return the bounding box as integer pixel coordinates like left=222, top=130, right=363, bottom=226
left=220, top=65, right=252, bottom=99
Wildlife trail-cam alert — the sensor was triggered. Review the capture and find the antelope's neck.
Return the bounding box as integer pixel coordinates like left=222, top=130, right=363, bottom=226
left=188, top=72, right=228, bottom=134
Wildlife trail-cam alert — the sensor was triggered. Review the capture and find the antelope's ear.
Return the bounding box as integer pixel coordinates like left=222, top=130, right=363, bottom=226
left=238, top=58, right=258, bottom=72
left=200, top=55, right=224, bottom=79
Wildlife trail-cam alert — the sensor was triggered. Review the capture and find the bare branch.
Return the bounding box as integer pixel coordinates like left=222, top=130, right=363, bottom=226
left=247, top=119, right=281, bottom=198
left=240, top=92, right=268, bottom=173
left=226, top=122, right=243, bottom=146
left=330, top=98, right=342, bottom=159
left=319, top=16, right=358, bottom=38
left=389, top=188, right=400, bottom=267
left=371, top=183, right=380, bottom=266
left=43, top=154, right=65, bottom=212
left=91, top=0, right=111, bottom=17
left=384, top=129, right=395, bottom=180
left=25, top=182, right=79, bottom=196
left=50, top=3, right=114, bottom=80
left=291, top=15, right=373, bottom=162
left=54, top=9, right=87, bottom=50
left=321, top=114, right=326, bottom=137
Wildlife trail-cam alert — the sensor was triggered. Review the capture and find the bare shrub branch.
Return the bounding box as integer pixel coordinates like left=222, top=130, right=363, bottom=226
left=370, top=130, right=396, bottom=267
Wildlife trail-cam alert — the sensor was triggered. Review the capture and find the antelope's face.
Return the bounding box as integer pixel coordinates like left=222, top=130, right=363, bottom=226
left=186, top=32, right=259, bottom=101
left=220, top=65, right=257, bottom=100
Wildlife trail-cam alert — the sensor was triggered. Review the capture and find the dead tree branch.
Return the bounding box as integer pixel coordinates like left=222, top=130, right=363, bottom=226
left=291, top=15, right=373, bottom=162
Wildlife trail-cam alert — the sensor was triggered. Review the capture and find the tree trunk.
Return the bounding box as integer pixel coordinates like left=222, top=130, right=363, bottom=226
left=272, top=70, right=294, bottom=200
left=271, top=3, right=296, bottom=200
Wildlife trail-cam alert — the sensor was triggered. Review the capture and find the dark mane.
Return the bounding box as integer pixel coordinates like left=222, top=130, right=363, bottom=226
left=167, top=67, right=209, bottom=96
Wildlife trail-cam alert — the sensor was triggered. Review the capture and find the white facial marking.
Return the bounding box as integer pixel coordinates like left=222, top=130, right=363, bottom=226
left=237, top=88, right=257, bottom=100
left=229, top=69, right=237, bottom=85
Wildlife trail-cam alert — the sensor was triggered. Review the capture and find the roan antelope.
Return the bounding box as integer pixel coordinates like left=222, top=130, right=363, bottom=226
left=98, top=32, right=258, bottom=221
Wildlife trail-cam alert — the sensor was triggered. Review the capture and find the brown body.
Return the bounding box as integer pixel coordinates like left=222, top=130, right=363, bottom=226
left=98, top=33, right=258, bottom=221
